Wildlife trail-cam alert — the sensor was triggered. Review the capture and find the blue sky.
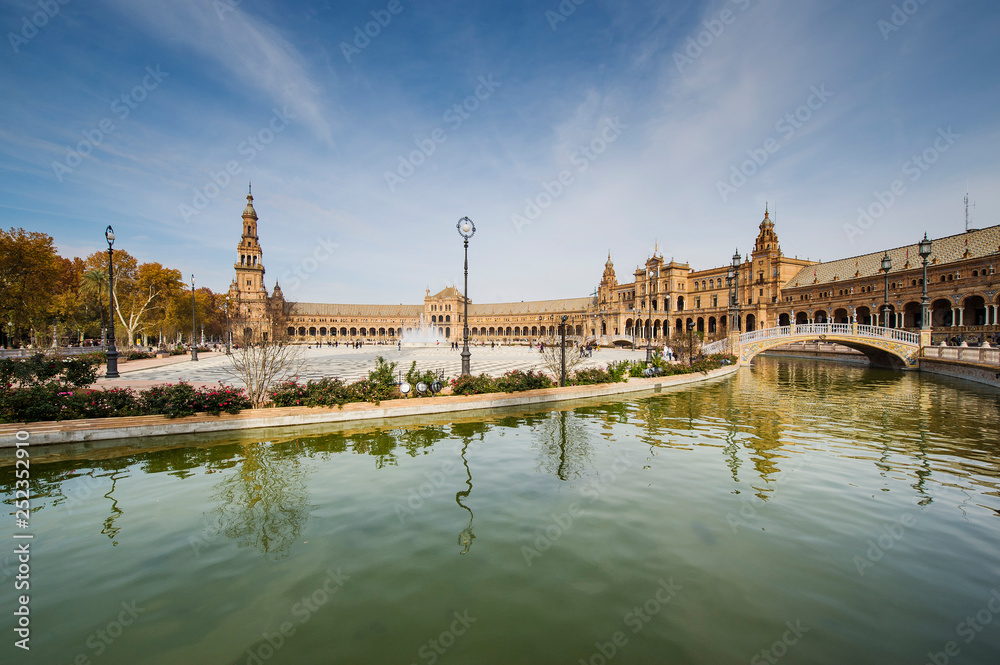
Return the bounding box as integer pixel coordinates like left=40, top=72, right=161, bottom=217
left=1, top=0, right=998, bottom=304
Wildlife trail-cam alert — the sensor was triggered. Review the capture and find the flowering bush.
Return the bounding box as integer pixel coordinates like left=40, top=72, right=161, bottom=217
left=569, top=367, right=617, bottom=385
left=495, top=369, right=553, bottom=393
left=0, top=382, right=250, bottom=423
left=449, top=374, right=499, bottom=395
left=125, top=350, right=155, bottom=361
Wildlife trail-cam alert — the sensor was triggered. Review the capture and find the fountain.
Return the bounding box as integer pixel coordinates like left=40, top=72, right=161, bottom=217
left=400, top=313, right=447, bottom=347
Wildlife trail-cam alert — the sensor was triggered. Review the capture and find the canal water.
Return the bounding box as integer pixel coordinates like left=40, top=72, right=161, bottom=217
left=2, top=357, right=999, bottom=665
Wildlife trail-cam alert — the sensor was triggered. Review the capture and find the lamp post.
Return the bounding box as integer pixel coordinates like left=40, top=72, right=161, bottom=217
left=687, top=320, right=695, bottom=366
left=190, top=274, right=198, bottom=361
left=918, top=233, right=932, bottom=330
left=560, top=315, right=568, bottom=386
left=730, top=250, right=742, bottom=332
left=104, top=226, right=119, bottom=378
left=224, top=298, right=231, bottom=354
left=457, top=217, right=476, bottom=375
left=51, top=317, right=58, bottom=348
left=880, top=252, right=892, bottom=328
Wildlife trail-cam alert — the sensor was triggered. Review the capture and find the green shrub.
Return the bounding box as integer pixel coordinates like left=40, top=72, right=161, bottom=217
left=0, top=353, right=98, bottom=390
left=77, top=388, right=140, bottom=418
left=140, top=383, right=200, bottom=418
left=449, top=374, right=499, bottom=395
left=570, top=367, right=616, bottom=385
left=125, top=350, right=155, bottom=361
left=495, top=369, right=552, bottom=392
left=607, top=360, right=631, bottom=383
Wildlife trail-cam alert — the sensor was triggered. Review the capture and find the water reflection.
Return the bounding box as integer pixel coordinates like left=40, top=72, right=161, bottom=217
left=210, top=441, right=310, bottom=560
left=531, top=410, right=594, bottom=481
left=455, top=438, right=475, bottom=555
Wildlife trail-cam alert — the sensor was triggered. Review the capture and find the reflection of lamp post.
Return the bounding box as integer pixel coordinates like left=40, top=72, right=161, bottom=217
left=687, top=320, right=695, bottom=366
left=880, top=252, right=892, bottom=328
left=918, top=234, right=932, bottom=330
left=457, top=217, right=476, bottom=375
left=104, top=226, right=119, bottom=378
left=455, top=438, right=475, bottom=555
left=560, top=315, right=568, bottom=386
left=191, top=274, right=198, bottom=361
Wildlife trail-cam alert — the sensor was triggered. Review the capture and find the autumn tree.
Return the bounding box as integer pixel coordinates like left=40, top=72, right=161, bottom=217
left=0, top=228, right=61, bottom=347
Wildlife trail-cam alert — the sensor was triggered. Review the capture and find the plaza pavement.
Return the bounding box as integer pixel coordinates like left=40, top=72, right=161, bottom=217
left=93, top=345, right=655, bottom=392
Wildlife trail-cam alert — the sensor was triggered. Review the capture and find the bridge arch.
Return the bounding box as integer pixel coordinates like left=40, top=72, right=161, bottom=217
left=731, top=324, right=920, bottom=370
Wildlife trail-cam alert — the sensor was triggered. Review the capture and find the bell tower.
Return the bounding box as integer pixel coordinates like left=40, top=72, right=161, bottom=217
left=230, top=185, right=266, bottom=303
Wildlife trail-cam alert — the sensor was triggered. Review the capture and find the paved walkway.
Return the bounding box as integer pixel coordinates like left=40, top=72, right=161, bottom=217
left=92, top=346, right=655, bottom=391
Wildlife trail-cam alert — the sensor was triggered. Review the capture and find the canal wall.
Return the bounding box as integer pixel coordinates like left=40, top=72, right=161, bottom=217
left=918, top=358, right=1000, bottom=389
left=0, top=365, right=739, bottom=447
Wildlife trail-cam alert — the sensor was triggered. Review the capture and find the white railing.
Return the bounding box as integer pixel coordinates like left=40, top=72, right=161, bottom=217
left=701, top=338, right=731, bottom=355
left=737, top=324, right=919, bottom=347
left=923, top=345, right=1000, bottom=366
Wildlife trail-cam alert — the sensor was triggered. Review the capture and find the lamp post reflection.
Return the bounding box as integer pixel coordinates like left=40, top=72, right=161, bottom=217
left=455, top=438, right=475, bottom=555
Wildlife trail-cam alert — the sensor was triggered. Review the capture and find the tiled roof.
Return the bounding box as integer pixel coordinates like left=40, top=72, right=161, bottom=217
left=287, top=296, right=596, bottom=318
left=288, top=303, right=423, bottom=317
left=468, top=297, right=595, bottom=316
left=784, top=225, right=1000, bottom=289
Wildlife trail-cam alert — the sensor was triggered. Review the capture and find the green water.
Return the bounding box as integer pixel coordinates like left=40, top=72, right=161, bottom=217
left=3, top=358, right=1000, bottom=665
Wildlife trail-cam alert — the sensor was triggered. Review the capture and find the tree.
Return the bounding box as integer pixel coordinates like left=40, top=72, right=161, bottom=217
left=539, top=337, right=587, bottom=379
left=83, top=252, right=183, bottom=349
left=224, top=327, right=304, bottom=407
left=0, top=228, right=61, bottom=346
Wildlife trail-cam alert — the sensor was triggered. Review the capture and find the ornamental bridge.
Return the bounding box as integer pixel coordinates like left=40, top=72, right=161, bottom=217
left=701, top=323, right=925, bottom=370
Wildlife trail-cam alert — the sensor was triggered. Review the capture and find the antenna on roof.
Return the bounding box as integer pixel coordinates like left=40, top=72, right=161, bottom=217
left=964, top=188, right=975, bottom=232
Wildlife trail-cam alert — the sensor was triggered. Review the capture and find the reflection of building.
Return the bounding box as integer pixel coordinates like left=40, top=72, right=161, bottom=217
left=231, top=192, right=999, bottom=345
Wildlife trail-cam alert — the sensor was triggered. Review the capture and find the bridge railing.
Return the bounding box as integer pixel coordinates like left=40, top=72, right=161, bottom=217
left=700, top=338, right=731, bottom=355
left=923, top=345, right=999, bottom=366
left=737, top=324, right=919, bottom=346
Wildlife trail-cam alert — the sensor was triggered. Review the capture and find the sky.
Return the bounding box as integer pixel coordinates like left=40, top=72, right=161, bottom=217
left=1, top=0, right=998, bottom=305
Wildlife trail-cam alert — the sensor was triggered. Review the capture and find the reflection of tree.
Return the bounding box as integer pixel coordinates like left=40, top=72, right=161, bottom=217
left=532, top=410, right=593, bottom=481
left=211, top=441, right=310, bottom=560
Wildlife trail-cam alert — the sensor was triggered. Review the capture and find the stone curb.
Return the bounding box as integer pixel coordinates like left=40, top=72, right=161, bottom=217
left=0, top=365, right=739, bottom=447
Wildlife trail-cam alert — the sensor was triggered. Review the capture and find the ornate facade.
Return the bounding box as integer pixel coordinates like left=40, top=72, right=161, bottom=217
left=229, top=192, right=1000, bottom=347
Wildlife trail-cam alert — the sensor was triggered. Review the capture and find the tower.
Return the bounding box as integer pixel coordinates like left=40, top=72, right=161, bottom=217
left=228, top=186, right=274, bottom=342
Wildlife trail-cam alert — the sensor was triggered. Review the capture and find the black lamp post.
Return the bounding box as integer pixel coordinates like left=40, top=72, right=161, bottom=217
left=457, top=217, right=476, bottom=375
left=730, top=250, right=742, bottom=332
left=224, top=298, right=231, bottom=355
left=190, top=274, right=198, bottom=361
left=880, top=252, right=892, bottom=328
left=687, top=320, right=695, bottom=366
left=560, top=315, right=568, bottom=386
left=104, top=225, right=119, bottom=378
left=918, top=234, right=932, bottom=330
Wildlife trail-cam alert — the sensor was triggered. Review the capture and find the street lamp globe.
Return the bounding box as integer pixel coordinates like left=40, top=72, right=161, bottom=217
left=881, top=252, right=892, bottom=274
left=457, top=217, right=476, bottom=239
left=105, top=226, right=115, bottom=246
left=918, top=233, right=932, bottom=260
